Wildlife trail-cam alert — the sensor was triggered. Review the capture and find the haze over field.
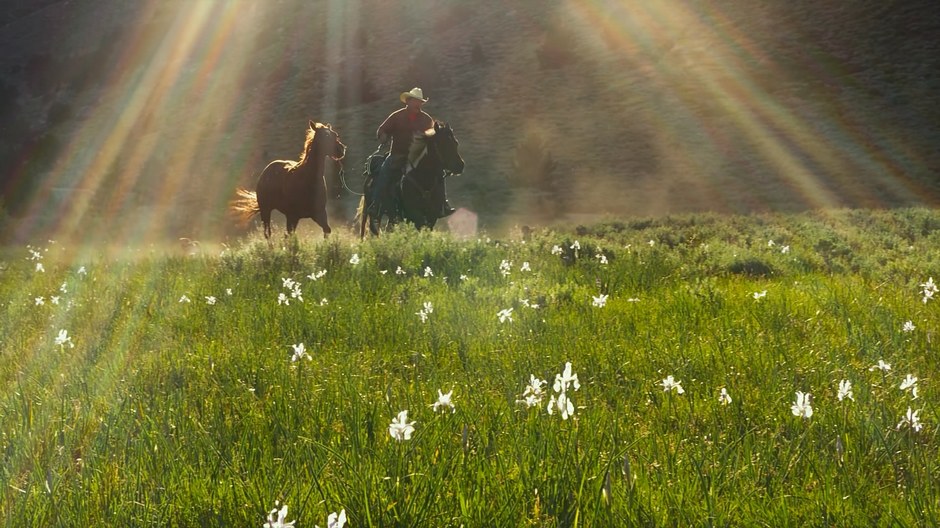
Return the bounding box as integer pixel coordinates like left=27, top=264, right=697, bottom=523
left=1, top=0, right=938, bottom=245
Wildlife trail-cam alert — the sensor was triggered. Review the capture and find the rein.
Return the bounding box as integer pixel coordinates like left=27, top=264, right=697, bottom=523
left=337, top=158, right=362, bottom=196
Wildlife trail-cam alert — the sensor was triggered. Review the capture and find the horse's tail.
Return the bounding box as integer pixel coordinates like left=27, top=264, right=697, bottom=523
left=355, top=196, right=367, bottom=239
left=230, top=188, right=260, bottom=226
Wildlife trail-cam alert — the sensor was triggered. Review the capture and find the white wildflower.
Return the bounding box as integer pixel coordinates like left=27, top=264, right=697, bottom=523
left=900, top=374, right=919, bottom=399
left=307, top=269, right=327, bottom=280
left=547, top=392, right=575, bottom=420
left=718, top=387, right=732, bottom=405
left=499, top=259, right=512, bottom=277
left=791, top=391, right=813, bottom=419
left=837, top=379, right=854, bottom=402
left=897, top=407, right=924, bottom=432
left=553, top=362, right=581, bottom=393
left=661, top=375, right=684, bottom=394
left=263, top=501, right=296, bottom=528
left=432, top=389, right=455, bottom=413
left=55, top=329, right=74, bottom=349
left=497, top=307, right=513, bottom=323
left=290, top=343, right=310, bottom=362
left=518, top=375, right=547, bottom=408
left=870, top=359, right=891, bottom=372
left=921, top=277, right=938, bottom=304
left=389, top=410, right=416, bottom=441
left=321, top=509, right=347, bottom=528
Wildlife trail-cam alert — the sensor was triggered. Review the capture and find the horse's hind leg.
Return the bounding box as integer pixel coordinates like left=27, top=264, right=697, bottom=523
left=261, top=208, right=273, bottom=239
left=312, top=209, right=331, bottom=239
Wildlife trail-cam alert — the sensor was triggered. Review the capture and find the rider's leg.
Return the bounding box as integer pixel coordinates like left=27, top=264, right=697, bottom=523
left=371, top=155, right=404, bottom=215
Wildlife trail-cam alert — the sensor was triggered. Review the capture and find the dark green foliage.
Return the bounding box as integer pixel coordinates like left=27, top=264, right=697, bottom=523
left=726, top=257, right=775, bottom=277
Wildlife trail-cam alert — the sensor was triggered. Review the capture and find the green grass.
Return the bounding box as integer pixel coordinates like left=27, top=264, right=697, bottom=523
left=2, top=208, right=940, bottom=527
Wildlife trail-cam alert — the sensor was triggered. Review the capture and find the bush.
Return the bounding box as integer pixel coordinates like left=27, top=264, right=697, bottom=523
left=0, top=198, right=9, bottom=242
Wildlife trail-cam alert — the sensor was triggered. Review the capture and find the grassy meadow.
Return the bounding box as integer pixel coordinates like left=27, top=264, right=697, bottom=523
left=2, top=208, right=940, bottom=526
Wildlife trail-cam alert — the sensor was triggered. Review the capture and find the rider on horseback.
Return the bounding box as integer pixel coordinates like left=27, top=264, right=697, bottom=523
left=371, top=87, right=456, bottom=218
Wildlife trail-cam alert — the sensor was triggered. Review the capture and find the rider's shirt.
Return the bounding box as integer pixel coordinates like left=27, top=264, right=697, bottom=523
left=377, top=108, right=434, bottom=157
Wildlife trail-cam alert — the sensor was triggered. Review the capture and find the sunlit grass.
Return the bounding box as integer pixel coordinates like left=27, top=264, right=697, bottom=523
left=1, top=209, right=939, bottom=526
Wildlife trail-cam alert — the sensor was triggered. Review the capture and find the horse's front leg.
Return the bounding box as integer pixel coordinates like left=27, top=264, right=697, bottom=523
left=285, top=216, right=300, bottom=235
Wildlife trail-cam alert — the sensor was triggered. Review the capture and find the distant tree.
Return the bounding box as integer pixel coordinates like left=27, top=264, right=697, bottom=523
left=46, top=100, right=74, bottom=127
left=536, top=20, right=579, bottom=70
left=23, top=53, right=55, bottom=92
left=470, top=41, right=487, bottom=65
left=511, top=130, right=557, bottom=187
left=400, top=48, right=444, bottom=96
left=511, top=130, right=565, bottom=216
left=336, top=65, right=381, bottom=108
left=0, top=80, right=18, bottom=114
left=0, top=197, right=9, bottom=242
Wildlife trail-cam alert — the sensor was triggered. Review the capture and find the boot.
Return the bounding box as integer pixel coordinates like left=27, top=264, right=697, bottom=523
left=440, top=200, right=456, bottom=217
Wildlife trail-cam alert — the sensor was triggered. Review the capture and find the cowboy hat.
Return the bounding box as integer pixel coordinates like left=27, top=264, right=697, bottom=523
left=400, top=87, right=429, bottom=103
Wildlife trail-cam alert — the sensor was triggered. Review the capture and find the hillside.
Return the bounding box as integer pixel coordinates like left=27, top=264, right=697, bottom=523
left=1, top=0, right=939, bottom=243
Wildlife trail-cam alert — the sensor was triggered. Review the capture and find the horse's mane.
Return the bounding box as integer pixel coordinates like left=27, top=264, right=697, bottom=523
left=288, top=122, right=333, bottom=170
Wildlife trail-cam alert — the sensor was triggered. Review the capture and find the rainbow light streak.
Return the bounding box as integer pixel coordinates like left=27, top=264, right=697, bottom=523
left=565, top=0, right=933, bottom=210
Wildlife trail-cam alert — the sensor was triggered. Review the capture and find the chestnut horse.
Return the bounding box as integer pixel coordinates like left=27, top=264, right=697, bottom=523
left=232, top=121, right=346, bottom=238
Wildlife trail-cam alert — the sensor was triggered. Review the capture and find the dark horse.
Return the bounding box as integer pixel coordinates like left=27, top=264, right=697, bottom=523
left=232, top=121, right=346, bottom=238
left=357, top=121, right=465, bottom=238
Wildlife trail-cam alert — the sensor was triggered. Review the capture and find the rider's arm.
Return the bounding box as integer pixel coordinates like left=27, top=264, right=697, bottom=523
left=377, top=111, right=397, bottom=145
left=377, top=129, right=390, bottom=145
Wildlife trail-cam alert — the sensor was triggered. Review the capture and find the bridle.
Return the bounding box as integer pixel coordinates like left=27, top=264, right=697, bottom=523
left=313, top=128, right=350, bottom=196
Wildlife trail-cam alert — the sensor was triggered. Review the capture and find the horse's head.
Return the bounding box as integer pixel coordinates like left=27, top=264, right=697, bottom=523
left=429, top=121, right=465, bottom=176
left=309, top=121, right=346, bottom=161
